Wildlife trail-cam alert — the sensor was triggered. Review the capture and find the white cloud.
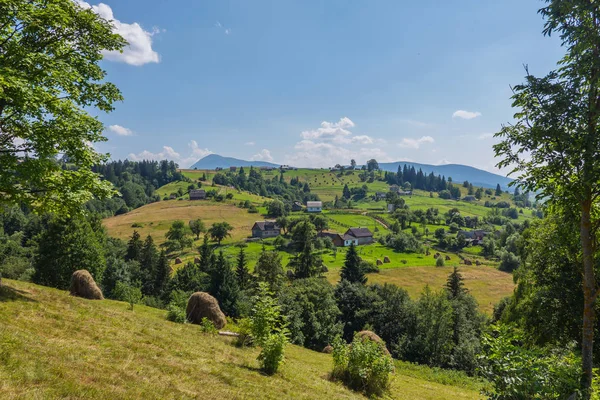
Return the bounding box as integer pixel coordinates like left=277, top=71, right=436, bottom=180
left=215, top=21, right=222, bottom=28
left=301, top=117, right=355, bottom=140
left=128, top=141, right=212, bottom=168
left=452, top=110, right=481, bottom=120
left=107, top=124, right=133, bottom=136
left=437, top=159, right=452, bottom=165
left=287, top=140, right=393, bottom=168
left=251, top=149, right=274, bottom=162
left=76, top=1, right=160, bottom=66
left=245, top=141, right=255, bottom=146
left=288, top=117, right=392, bottom=167
left=398, top=136, right=435, bottom=149
left=225, top=29, right=231, bottom=35
left=478, top=133, right=494, bottom=140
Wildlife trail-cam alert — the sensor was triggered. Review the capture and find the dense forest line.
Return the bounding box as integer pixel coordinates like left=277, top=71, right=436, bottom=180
left=86, top=160, right=188, bottom=216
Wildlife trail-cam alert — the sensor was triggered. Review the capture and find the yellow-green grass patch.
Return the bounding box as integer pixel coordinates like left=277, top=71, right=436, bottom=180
left=0, top=280, right=484, bottom=399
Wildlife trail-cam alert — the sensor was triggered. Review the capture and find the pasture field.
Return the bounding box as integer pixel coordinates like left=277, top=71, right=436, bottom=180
left=0, top=280, right=486, bottom=399
left=103, top=199, right=259, bottom=244
left=351, top=266, right=515, bottom=315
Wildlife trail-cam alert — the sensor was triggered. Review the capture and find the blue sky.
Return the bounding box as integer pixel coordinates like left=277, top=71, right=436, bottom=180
left=86, top=0, right=563, bottom=174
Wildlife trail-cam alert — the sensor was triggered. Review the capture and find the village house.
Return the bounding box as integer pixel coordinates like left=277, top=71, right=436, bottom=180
left=291, top=201, right=303, bottom=212
left=375, top=192, right=386, bottom=201
left=306, top=201, right=322, bottom=213
left=345, top=227, right=374, bottom=245
left=458, top=229, right=487, bottom=245
left=463, top=195, right=477, bottom=202
left=389, top=185, right=412, bottom=196
left=230, top=166, right=237, bottom=172
left=317, top=227, right=374, bottom=247
left=251, top=221, right=281, bottom=238
left=189, top=189, right=206, bottom=200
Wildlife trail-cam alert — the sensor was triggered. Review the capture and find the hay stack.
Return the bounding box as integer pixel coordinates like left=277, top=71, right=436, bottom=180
left=445, top=255, right=451, bottom=261
left=355, top=331, right=391, bottom=356
left=175, top=257, right=183, bottom=264
left=194, top=257, right=201, bottom=264
left=69, top=270, right=103, bottom=300
left=376, top=259, right=383, bottom=266
left=322, top=345, right=334, bottom=354
left=186, top=292, right=227, bottom=329
left=383, top=256, right=390, bottom=263
left=464, top=259, right=473, bottom=265
left=475, top=260, right=482, bottom=266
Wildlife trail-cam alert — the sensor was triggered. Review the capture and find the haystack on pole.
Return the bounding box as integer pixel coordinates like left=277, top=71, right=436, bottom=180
left=69, top=270, right=104, bottom=300
left=186, top=292, right=227, bottom=329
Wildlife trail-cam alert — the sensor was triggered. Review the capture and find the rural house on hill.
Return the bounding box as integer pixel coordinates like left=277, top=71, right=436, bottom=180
left=291, top=201, right=303, bottom=212
left=189, top=189, right=206, bottom=200
left=306, top=201, right=322, bottom=212
left=318, top=227, right=374, bottom=247
left=251, top=221, right=281, bottom=238
left=345, top=227, right=374, bottom=245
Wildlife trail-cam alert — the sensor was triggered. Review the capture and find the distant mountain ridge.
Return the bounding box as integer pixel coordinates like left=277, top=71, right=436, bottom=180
left=189, top=154, right=512, bottom=189
left=189, top=154, right=279, bottom=169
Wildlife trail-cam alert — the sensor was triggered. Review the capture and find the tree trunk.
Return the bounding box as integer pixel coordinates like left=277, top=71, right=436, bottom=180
left=581, top=199, right=596, bottom=396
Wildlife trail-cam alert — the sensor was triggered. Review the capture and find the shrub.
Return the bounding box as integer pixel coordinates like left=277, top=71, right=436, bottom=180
left=436, top=256, right=445, bottom=267
left=258, top=331, right=288, bottom=375
left=331, top=334, right=395, bottom=397
left=200, top=317, right=218, bottom=334
left=251, top=282, right=289, bottom=374
left=113, top=282, right=142, bottom=310
left=248, top=205, right=259, bottom=214
left=131, top=222, right=143, bottom=228
left=166, top=290, right=189, bottom=323
left=167, top=304, right=187, bottom=323
left=234, top=317, right=254, bottom=347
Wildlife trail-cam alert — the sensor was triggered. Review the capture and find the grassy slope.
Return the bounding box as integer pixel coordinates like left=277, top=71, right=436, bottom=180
left=0, top=280, right=484, bottom=400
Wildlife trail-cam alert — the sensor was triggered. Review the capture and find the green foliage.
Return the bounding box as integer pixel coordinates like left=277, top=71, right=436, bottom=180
left=33, top=216, right=105, bottom=289
left=208, top=222, right=233, bottom=245
left=235, top=247, right=252, bottom=290
left=113, top=282, right=142, bottom=311
left=257, top=331, right=288, bottom=375
left=381, top=231, right=422, bottom=253
left=0, top=0, right=127, bottom=214
left=279, top=278, right=342, bottom=350
left=164, top=220, right=193, bottom=253
left=255, top=248, right=284, bottom=293
left=166, top=290, right=189, bottom=323
left=250, top=282, right=289, bottom=375
left=267, top=200, right=286, bottom=218
left=331, top=334, right=395, bottom=397
left=340, top=243, right=366, bottom=284
left=436, top=256, right=445, bottom=267
left=479, top=325, right=581, bottom=400
left=199, top=318, right=218, bottom=334
left=189, top=219, right=206, bottom=240
left=289, top=219, right=322, bottom=279
left=209, top=251, right=240, bottom=317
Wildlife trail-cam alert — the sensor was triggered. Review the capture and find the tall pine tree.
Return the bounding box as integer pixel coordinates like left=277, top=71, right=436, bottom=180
left=446, top=266, right=467, bottom=299
left=210, top=251, right=240, bottom=317
left=340, top=243, right=366, bottom=284
left=126, top=230, right=143, bottom=262
left=236, top=247, right=251, bottom=289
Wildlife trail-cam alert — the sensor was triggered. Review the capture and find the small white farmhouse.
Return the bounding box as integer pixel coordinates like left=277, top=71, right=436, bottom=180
left=306, top=201, right=322, bottom=213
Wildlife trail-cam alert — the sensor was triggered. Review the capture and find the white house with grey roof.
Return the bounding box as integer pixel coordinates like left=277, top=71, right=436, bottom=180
left=306, top=201, right=322, bottom=213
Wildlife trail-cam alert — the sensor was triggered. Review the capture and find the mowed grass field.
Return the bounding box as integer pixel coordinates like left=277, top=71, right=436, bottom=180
left=103, top=200, right=259, bottom=244
left=348, top=266, right=515, bottom=315
left=0, top=280, right=485, bottom=399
